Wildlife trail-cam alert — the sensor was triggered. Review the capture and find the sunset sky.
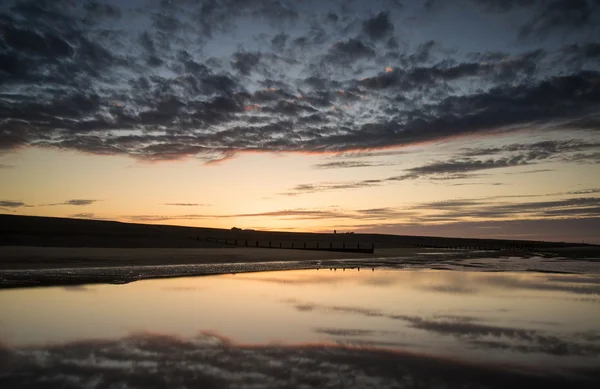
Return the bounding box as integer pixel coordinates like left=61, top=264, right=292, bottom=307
left=1, top=0, right=599, bottom=243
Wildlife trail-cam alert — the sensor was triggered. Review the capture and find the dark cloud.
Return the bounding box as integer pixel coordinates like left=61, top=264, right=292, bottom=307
left=409, top=197, right=600, bottom=221
left=64, top=199, right=98, bottom=206
left=0, top=200, right=26, bottom=208
left=363, top=11, right=394, bottom=40
left=286, top=139, right=600, bottom=195
left=395, top=157, right=529, bottom=179
left=471, top=0, right=537, bottom=12
left=460, top=140, right=600, bottom=164
left=44, top=199, right=100, bottom=206
left=562, top=42, right=600, bottom=64
left=519, top=0, right=600, bottom=39
left=345, top=216, right=600, bottom=243
left=271, top=33, right=288, bottom=52
left=327, top=38, right=376, bottom=63
left=0, top=0, right=598, bottom=163
left=231, top=51, right=262, bottom=75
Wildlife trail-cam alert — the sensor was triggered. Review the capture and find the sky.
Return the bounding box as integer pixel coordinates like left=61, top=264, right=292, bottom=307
left=0, top=0, right=599, bottom=243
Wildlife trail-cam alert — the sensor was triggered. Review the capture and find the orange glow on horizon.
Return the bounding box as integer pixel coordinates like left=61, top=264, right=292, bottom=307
left=385, top=67, right=393, bottom=73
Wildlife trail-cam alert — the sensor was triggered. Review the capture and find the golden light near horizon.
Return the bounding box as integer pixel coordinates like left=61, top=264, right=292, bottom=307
left=385, top=67, right=393, bottom=72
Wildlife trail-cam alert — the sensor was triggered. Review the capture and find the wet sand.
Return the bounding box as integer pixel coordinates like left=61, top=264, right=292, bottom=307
left=1, top=245, right=599, bottom=289
left=0, top=246, right=428, bottom=270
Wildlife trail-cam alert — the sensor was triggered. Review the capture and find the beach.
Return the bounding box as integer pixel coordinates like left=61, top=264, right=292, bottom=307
left=1, top=245, right=599, bottom=289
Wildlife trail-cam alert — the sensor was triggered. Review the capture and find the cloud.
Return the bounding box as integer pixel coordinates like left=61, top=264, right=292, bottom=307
left=164, top=203, right=208, bottom=206
left=44, top=199, right=100, bottom=206
left=0, top=200, right=26, bottom=208
left=70, top=212, right=95, bottom=218
left=64, top=199, right=98, bottom=206
left=125, top=191, right=600, bottom=232
left=406, top=197, right=600, bottom=222
left=471, top=0, right=537, bottom=12
left=326, top=38, right=376, bottom=63
left=313, top=161, right=390, bottom=169
left=394, top=156, right=529, bottom=179
left=362, top=12, right=394, bottom=40
left=353, top=217, right=600, bottom=243
left=315, top=328, right=381, bottom=337
left=461, top=140, right=600, bottom=160
left=125, top=206, right=415, bottom=223
left=280, top=180, right=384, bottom=196
left=0, top=0, right=598, bottom=164
left=284, top=139, right=600, bottom=195
left=519, top=0, right=600, bottom=39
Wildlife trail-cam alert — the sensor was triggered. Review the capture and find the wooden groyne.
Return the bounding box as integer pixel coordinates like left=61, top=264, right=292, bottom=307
left=206, top=237, right=375, bottom=254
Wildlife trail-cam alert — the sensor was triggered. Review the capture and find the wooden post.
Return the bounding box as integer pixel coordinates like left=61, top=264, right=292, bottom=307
left=292, top=242, right=294, bottom=248
left=256, top=241, right=259, bottom=247
left=245, top=240, right=248, bottom=247
left=269, top=241, right=272, bottom=248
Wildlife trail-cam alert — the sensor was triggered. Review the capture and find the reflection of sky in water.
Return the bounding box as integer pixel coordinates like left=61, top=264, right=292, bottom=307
left=1, top=269, right=599, bottom=373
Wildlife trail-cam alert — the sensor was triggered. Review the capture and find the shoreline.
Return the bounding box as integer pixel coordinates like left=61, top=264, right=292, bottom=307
left=1, top=246, right=600, bottom=289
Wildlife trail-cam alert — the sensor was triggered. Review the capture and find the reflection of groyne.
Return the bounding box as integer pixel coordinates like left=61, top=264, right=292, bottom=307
left=206, top=237, right=375, bottom=254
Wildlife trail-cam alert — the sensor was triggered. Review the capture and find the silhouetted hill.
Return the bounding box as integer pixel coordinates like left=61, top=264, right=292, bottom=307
left=0, top=214, right=593, bottom=250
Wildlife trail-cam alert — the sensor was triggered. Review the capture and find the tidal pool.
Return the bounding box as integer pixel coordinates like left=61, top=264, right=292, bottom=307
left=1, top=268, right=599, bottom=388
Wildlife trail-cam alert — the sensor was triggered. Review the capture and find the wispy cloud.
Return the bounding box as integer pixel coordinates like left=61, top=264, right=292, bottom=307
left=0, top=200, right=27, bottom=208
left=45, top=199, right=100, bottom=206
left=70, top=213, right=95, bottom=219
left=124, top=192, right=600, bottom=229
left=313, top=161, right=391, bottom=169
left=164, top=203, right=209, bottom=207
left=282, top=139, right=600, bottom=195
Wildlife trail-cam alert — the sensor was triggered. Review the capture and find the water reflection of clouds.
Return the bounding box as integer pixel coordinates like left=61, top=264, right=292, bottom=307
left=161, top=286, right=206, bottom=291
left=2, top=332, right=597, bottom=389
left=314, top=328, right=395, bottom=337
left=3, top=268, right=599, bottom=377
left=283, top=300, right=600, bottom=358
left=230, top=274, right=344, bottom=285
left=478, top=274, right=600, bottom=295
left=420, top=285, right=477, bottom=294
left=231, top=270, right=600, bottom=298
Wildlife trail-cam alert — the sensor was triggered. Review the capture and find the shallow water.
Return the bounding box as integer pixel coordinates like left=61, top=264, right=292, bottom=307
left=1, top=268, right=600, bottom=388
